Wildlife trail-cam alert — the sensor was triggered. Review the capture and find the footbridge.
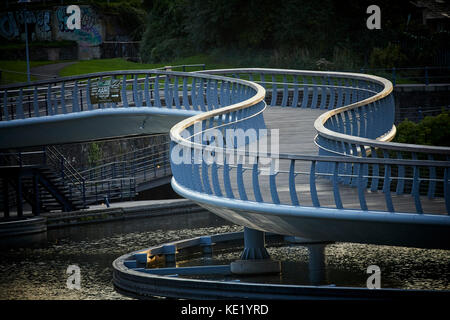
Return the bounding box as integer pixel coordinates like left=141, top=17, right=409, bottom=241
left=1, top=68, right=449, bottom=250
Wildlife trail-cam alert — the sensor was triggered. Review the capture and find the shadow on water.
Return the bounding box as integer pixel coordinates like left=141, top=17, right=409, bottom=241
left=0, top=197, right=449, bottom=299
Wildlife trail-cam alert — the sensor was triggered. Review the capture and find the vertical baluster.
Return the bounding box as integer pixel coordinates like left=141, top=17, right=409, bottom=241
left=311, top=77, right=318, bottom=108
left=201, top=157, right=213, bottom=195
left=72, top=81, right=79, bottom=112
left=33, top=86, right=39, bottom=117
left=269, top=162, right=280, bottom=204
left=181, top=77, right=189, bottom=110
left=144, top=74, right=151, bottom=107
left=289, top=159, right=299, bottom=206
left=359, top=106, right=366, bottom=138
left=343, top=111, right=351, bottom=135
left=211, top=159, right=222, bottom=197
left=192, top=147, right=203, bottom=193
left=47, top=84, right=54, bottom=115
left=259, top=73, right=266, bottom=90
left=343, top=142, right=352, bottom=185
left=396, top=152, right=405, bottom=195
left=291, top=75, right=299, bottom=108
left=301, top=76, right=309, bottom=108
left=382, top=150, right=394, bottom=212
left=370, top=147, right=379, bottom=192
left=328, top=77, right=335, bottom=109
left=164, top=74, right=172, bottom=108
left=411, top=153, right=423, bottom=214
left=318, top=77, right=327, bottom=109
left=133, top=74, right=141, bottom=107
left=357, top=162, right=368, bottom=210
left=427, top=154, right=436, bottom=199
left=223, top=148, right=234, bottom=199
left=270, top=74, right=277, bottom=106
left=86, top=78, right=93, bottom=110
left=191, top=78, right=198, bottom=110
left=310, top=160, right=320, bottom=207
left=205, top=79, right=212, bottom=110
left=154, top=75, right=161, bottom=108
left=237, top=163, right=248, bottom=201
left=60, top=82, right=67, bottom=114
left=173, top=76, right=181, bottom=109
left=16, top=88, right=24, bottom=119
left=350, top=144, right=359, bottom=187
left=333, top=162, right=343, bottom=209
left=252, top=160, right=263, bottom=202
left=281, top=74, right=288, bottom=107
left=121, top=75, right=129, bottom=108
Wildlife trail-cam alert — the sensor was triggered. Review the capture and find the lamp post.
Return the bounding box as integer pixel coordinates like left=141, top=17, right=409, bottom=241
left=19, top=0, right=31, bottom=83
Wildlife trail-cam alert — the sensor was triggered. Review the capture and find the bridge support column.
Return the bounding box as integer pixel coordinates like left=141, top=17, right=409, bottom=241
left=284, top=236, right=330, bottom=285
left=307, top=244, right=328, bottom=286
left=230, top=227, right=281, bottom=275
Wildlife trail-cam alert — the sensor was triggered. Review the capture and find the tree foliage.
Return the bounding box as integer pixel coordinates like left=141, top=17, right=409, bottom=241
left=395, top=111, right=450, bottom=147
left=139, top=0, right=450, bottom=66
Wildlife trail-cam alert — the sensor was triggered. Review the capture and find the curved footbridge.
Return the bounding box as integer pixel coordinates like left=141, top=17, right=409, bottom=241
left=1, top=68, right=449, bottom=299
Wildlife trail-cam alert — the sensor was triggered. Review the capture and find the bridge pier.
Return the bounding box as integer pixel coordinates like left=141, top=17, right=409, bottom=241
left=230, top=227, right=281, bottom=275
left=307, top=244, right=328, bottom=286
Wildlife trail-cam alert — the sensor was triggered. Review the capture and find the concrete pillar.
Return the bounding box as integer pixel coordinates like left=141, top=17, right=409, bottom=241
left=230, top=227, right=281, bottom=275
left=308, top=244, right=328, bottom=286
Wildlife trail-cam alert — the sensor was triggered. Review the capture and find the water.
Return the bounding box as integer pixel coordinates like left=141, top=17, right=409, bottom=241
left=0, top=211, right=449, bottom=300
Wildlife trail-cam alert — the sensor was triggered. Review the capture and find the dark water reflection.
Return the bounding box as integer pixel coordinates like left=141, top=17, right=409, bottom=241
left=0, top=211, right=449, bottom=299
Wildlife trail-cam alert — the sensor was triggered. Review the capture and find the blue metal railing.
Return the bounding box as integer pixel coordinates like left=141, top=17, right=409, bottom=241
left=1, top=68, right=449, bottom=217
left=167, top=68, right=450, bottom=216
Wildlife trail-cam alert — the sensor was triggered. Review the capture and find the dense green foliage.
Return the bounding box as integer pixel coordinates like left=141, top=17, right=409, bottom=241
left=394, top=111, right=450, bottom=147
left=139, top=0, right=450, bottom=69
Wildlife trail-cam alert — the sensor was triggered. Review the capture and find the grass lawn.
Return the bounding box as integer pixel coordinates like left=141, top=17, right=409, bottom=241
left=59, top=55, right=235, bottom=77
left=0, top=60, right=59, bottom=85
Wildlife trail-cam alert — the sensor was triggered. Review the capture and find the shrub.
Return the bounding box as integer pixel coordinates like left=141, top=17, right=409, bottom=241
left=394, top=111, right=450, bottom=147
left=369, top=43, right=407, bottom=69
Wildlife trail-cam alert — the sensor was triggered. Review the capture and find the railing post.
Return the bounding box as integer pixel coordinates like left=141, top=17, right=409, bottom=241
left=424, top=66, right=429, bottom=85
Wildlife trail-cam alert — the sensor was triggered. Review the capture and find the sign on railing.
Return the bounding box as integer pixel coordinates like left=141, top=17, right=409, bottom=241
left=90, top=79, right=121, bottom=104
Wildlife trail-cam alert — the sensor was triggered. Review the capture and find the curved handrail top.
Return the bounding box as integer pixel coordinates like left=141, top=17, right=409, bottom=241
left=169, top=79, right=266, bottom=147
left=0, top=69, right=254, bottom=91
left=314, top=101, right=450, bottom=155
left=199, top=68, right=393, bottom=85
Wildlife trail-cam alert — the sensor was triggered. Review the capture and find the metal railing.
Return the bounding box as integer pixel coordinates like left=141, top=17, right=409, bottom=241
left=1, top=68, right=449, bottom=217
left=168, top=68, right=450, bottom=216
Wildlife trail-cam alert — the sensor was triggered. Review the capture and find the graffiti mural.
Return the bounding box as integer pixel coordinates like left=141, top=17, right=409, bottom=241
left=0, top=5, right=102, bottom=45
left=55, top=6, right=102, bottom=46
left=0, top=10, right=52, bottom=41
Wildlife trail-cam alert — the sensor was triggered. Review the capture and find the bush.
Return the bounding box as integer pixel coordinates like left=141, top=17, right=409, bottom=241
left=394, top=111, right=450, bottom=147
left=369, top=43, right=407, bottom=69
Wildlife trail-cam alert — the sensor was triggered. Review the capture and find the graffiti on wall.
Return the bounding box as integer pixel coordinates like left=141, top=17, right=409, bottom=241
left=0, top=5, right=102, bottom=46
left=55, top=6, right=102, bottom=46
left=0, top=10, right=52, bottom=41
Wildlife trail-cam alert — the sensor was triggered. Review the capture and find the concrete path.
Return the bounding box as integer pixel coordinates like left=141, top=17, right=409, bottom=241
left=30, top=61, right=76, bottom=80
